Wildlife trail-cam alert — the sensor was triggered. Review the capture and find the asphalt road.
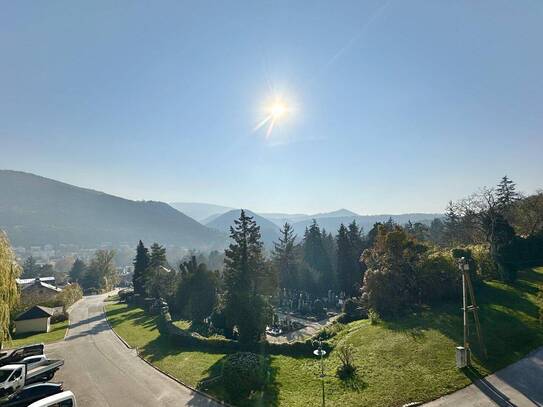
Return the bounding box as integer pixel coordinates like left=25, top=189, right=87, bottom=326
left=46, top=293, right=220, bottom=407
left=423, top=346, right=543, bottom=407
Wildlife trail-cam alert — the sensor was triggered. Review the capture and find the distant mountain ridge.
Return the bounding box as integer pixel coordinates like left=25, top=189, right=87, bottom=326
left=170, top=202, right=234, bottom=222
left=0, top=170, right=226, bottom=249
left=205, top=209, right=280, bottom=247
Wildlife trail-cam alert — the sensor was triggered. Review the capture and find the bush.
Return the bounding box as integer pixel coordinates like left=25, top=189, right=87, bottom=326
left=56, top=283, right=83, bottom=310
left=336, top=344, right=357, bottom=379
left=339, top=298, right=367, bottom=323
left=368, top=308, right=380, bottom=325
left=222, top=352, right=268, bottom=400
left=51, top=311, right=69, bottom=324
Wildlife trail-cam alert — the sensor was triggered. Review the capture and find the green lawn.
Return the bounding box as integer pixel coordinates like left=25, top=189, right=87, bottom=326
left=105, top=267, right=543, bottom=407
left=8, top=320, right=69, bottom=348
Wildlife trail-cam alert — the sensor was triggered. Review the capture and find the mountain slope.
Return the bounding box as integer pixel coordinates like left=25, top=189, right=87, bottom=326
left=206, top=209, right=280, bottom=246
left=169, top=202, right=233, bottom=222
left=0, top=170, right=225, bottom=249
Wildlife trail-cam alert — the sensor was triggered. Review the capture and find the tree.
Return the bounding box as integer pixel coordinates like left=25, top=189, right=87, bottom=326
left=22, top=256, right=39, bottom=279
left=132, top=241, right=150, bottom=296
left=69, top=258, right=87, bottom=284
left=336, top=223, right=364, bottom=297
left=223, top=210, right=275, bottom=344
left=176, top=256, right=218, bottom=323
left=83, top=250, right=119, bottom=292
left=302, top=220, right=334, bottom=295
left=496, top=175, right=519, bottom=209
left=512, top=192, right=543, bottom=236
left=272, top=223, right=299, bottom=290
left=0, top=232, right=21, bottom=347
left=145, top=243, right=176, bottom=301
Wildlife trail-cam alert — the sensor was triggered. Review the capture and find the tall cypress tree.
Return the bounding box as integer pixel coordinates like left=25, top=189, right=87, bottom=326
left=70, top=258, right=87, bottom=284
left=223, top=210, right=274, bottom=343
left=496, top=175, right=519, bottom=209
left=132, top=240, right=150, bottom=296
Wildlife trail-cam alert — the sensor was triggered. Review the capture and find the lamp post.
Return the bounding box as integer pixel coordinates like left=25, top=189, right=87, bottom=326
left=312, top=339, right=326, bottom=407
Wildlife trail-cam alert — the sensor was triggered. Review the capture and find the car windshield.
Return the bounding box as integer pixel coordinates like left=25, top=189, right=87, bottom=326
left=0, top=369, right=13, bottom=382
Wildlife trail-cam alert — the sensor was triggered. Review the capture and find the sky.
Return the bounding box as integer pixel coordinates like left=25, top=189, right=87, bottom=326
left=1, top=1, right=542, bottom=215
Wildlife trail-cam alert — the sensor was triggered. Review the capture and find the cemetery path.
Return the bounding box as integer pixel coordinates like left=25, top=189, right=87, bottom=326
left=266, top=312, right=339, bottom=344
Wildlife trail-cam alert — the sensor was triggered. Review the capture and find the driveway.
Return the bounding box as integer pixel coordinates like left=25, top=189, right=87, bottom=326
left=46, top=293, right=220, bottom=407
left=423, top=346, right=543, bottom=407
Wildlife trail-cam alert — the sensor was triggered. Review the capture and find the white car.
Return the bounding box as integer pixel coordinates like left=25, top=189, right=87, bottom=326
left=28, top=390, right=76, bottom=407
left=20, top=355, right=47, bottom=371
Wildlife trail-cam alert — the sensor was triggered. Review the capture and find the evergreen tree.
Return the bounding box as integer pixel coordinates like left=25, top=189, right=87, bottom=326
left=496, top=175, right=519, bottom=209
left=146, top=243, right=175, bottom=300
left=176, top=256, right=218, bottom=323
left=69, top=258, right=87, bottom=284
left=336, top=221, right=364, bottom=297
left=272, top=223, right=299, bottom=289
left=132, top=240, right=150, bottom=296
left=22, top=256, right=39, bottom=279
left=223, top=210, right=274, bottom=343
left=302, top=220, right=334, bottom=295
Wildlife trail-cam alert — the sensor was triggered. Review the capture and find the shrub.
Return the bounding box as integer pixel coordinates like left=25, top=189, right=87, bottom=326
left=339, top=298, right=367, bottom=323
left=222, top=352, right=268, bottom=400
left=56, top=283, right=83, bottom=310
left=51, top=310, right=69, bottom=324
left=368, top=308, right=380, bottom=325
left=336, top=344, right=357, bottom=379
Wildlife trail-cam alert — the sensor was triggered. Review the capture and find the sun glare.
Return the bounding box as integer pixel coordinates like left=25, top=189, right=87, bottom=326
left=255, top=95, right=292, bottom=138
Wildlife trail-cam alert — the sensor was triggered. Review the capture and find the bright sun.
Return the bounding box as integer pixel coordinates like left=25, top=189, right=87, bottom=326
left=255, top=96, right=291, bottom=138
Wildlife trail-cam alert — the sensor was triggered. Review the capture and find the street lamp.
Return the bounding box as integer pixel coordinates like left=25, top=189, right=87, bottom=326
left=312, top=339, right=326, bottom=407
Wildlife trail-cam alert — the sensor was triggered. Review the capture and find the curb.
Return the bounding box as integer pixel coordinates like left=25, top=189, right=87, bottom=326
left=63, top=297, right=83, bottom=340
left=102, top=303, right=231, bottom=407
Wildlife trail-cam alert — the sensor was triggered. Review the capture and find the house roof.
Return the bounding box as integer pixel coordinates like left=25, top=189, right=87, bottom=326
left=16, top=277, right=55, bottom=285
left=14, top=306, right=56, bottom=321
left=21, top=280, right=61, bottom=293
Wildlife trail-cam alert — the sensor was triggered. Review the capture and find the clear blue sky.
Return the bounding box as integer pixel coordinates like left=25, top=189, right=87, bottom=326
left=1, top=1, right=542, bottom=214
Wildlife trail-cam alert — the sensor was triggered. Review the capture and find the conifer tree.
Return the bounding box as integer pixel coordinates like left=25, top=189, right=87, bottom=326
left=223, top=210, right=274, bottom=343
left=132, top=240, right=150, bottom=296
left=302, top=220, right=334, bottom=295
left=69, top=258, right=87, bottom=284
left=272, top=223, right=299, bottom=289
left=496, top=175, right=519, bottom=209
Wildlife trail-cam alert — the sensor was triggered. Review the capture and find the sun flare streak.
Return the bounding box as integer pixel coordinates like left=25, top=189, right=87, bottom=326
left=254, top=96, right=291, bottom=137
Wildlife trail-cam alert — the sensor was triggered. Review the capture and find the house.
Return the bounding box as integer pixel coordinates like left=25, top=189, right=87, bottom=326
left=13, top=306, right=56, bottom=334
left=20, top=278, right=61, bottom=305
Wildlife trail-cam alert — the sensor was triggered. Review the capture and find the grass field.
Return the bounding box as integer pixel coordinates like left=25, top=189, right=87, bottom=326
left=105, top=266, right=543, bottom=406
left=8, top=320, right=69, bottom=348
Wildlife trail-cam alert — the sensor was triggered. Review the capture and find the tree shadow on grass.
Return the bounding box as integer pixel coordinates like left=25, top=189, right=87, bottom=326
left=338, top=372, right=368, bottom=392
left=196, top=354, right=280, bottom=407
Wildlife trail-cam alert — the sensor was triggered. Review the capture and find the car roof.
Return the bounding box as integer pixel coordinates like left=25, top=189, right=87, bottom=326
left=28, top=391, right=74, bottom=406
left=22, top=382, right=61, bottom=390
left=0, top=364, right=23, bottom=370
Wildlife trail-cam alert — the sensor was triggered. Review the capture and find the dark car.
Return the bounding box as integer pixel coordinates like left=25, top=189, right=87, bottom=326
left=0, top=383, right=63, bottom=407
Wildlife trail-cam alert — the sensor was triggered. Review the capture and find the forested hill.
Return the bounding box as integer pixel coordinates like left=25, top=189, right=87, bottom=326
left=290, top=213, right=443, bottom=236
left=0, top=170, right=226, bottom=249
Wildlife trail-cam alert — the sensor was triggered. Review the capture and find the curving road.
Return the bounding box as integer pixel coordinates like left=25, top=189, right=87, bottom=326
left=46, top=293, right=220, bottom=407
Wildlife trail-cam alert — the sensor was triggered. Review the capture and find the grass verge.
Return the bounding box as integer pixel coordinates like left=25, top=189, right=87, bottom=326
left=8, top=320, right=69, bottom=347
left=105, top=267, right=543, bottom=406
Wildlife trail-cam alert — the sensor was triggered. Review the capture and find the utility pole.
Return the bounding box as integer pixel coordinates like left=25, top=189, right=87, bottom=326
left=458, top=257, right=487, bottom=367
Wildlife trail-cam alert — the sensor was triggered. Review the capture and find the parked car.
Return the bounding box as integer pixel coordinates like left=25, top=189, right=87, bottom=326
left=0, top=383, right=63, bottom=406
left=27, top=391, right=75, bottom=407
left=0, top=360, right=64, bottom=397
left=0, top=346, right=44, bottom=368
left=19, top=357, right=47, bottom=372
